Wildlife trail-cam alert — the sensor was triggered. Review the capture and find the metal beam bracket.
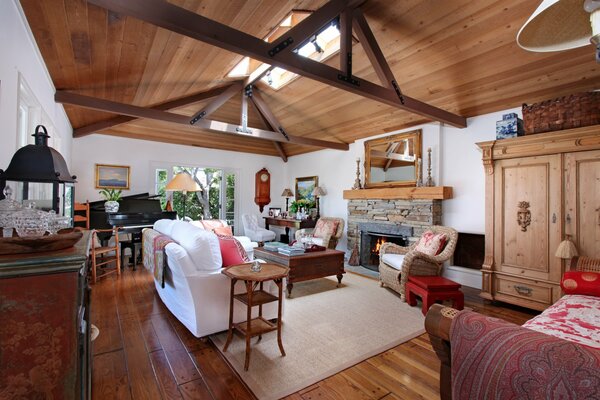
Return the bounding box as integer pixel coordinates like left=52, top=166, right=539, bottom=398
left=190, top=111, right=206, bottom=125
left=278, top=127, right=290, bottom=141
left=391, top=80, right=405, bottom=105
left=245, top=85, right=253, bottom=97
left=236, top=127, right=253, bottom=134
left=268, top=37, right=294, bottom=57
left=338, top=74, right=360, bottom=86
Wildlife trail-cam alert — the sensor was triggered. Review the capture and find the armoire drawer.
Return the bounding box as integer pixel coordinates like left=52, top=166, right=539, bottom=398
left=494, top=276, right=557, bottom=308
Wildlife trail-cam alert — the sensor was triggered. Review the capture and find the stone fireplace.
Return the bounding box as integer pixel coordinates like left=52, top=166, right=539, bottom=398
left=347, top=198, right=443, bottom=270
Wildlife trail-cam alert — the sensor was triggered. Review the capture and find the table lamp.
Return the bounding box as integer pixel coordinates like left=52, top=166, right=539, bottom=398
left=165, top=173, right=201, bottom=219
left=312, top=186, right=326, bottom=219
left=281, top=188, right=294, bottom=212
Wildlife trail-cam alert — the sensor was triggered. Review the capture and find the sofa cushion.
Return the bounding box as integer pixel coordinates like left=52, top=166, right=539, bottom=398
left=560, top=271, right=600, bottom=297
left=154, top=219, right=177, bottom=236
left=523, top=294, right=600, bottom=348
left=217, top=235, right=250, bottom=267
left=381, top=253, right=405, bottom=271
left=415, top=231, right=447, bottom=256
left=313, top=219, right=339, bottom=238
left=170, top=222, right=222, bottom=271
left=213, top=226, right=233, bottom=236
left=164, top=242, right=198, bottom=277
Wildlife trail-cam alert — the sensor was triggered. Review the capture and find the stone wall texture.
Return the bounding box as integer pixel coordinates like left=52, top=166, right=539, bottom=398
left=347, top=199, right=442, bottom=251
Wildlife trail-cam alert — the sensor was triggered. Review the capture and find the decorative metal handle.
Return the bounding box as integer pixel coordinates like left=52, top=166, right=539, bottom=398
left=514, top=285, right=533, bottom=296
left=552, top=213, right=556, bottom=223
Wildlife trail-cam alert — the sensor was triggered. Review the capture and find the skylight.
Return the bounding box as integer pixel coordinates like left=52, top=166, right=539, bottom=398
left=226, top=12, right=346, bottom=90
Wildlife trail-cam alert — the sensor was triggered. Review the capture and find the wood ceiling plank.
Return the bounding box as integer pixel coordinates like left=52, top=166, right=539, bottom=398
left=190, top=82, right=244, bottom=123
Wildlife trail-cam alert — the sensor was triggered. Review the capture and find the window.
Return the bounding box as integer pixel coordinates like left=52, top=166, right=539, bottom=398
left=17, top=74, right=60, bottom=151
left=153, top=165, right=238, bottom=232
left=226, top=11, right=348, bottom=90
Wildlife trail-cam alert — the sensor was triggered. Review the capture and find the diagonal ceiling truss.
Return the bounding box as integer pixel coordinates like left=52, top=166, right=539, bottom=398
left=63, top=0, right=468, bottom=161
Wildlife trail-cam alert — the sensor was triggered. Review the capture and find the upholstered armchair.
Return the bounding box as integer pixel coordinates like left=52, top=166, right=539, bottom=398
left=241, top=214, right=276, bottom=244
left=379, top=225, right=458, bottom=300
left=295, top=217, right=345, bottom=249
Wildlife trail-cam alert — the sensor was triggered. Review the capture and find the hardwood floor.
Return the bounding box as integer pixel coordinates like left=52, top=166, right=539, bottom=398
left=91, top=267, right=537, bottom=400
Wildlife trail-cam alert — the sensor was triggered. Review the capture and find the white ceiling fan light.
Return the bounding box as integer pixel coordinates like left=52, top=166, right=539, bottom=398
left=517, top=0, right=600, bottom=60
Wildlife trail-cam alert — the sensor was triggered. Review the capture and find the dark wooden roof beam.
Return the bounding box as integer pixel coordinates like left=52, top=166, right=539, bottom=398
left=87, top=0, right=467, bottom=128
left=56, top=91, right=349, bottom=151
left=73, top=83, right=234, bottom=138
left=190, top=81, right=244, bottom=124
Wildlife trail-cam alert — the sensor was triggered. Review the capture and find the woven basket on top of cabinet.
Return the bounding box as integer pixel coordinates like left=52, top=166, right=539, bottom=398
left=522, top=92, right=600, bottom=134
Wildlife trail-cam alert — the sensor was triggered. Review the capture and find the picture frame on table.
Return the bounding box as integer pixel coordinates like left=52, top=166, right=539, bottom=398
left=95, top=164, right=130, bottom=190
left=269, top=207, right=281, bottom=217
left=295, top=176, right=318, bottom=201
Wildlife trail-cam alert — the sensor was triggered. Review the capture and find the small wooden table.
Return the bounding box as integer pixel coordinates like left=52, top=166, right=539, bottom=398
left=263, top=217, right=317, bottom=243
left=406, top=276, right=464, bottom=316
left=254, top=247, right=345, bottom=297
left=222, top=263, right=289, bottom=371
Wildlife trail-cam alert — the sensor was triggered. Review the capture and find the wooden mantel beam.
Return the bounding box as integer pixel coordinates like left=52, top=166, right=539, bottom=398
left=56, top=91, right=349, bottom=151
left=87, top=0, right=467, bottom=128
left=72, top=84, right=234, bottom=137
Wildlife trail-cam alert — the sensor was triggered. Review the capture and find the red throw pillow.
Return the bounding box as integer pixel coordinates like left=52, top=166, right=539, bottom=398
left=201, top=219, right=224, bottom=230
left=561, top=271, right=600, bottom=297
left=213, top=226, right=233, bottom=236
left=414, top=231, right=447, bottom=256
left=313, top=219, right=339, bottom=238
left=217, top=235, right=250, bottom=268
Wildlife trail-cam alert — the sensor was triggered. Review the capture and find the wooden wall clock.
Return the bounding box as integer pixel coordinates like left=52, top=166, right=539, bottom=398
left=254, top=168, right=271, bottom=212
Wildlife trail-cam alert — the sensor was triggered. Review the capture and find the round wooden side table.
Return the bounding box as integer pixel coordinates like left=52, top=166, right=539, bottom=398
left=222, top=262, right=289, bottom=370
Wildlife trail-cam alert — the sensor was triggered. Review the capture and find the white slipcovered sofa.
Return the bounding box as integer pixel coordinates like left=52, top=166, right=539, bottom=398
left=152, top=219, right=280, bottom=337
left=189, top=219, right=258, bottom=259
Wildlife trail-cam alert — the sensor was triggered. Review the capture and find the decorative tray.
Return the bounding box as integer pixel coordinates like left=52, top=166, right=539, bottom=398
left=0, top=229, right=83, bottom=255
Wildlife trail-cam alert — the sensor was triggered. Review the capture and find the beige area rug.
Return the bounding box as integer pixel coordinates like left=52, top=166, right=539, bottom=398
left=211, top=273, right=425, bottom=400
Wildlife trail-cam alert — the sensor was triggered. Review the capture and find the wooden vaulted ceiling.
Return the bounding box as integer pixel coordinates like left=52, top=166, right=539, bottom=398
left=20, top=0, right=600, bottom=158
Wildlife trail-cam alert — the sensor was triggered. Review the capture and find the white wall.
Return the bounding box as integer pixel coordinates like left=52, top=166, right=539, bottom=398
left=0, top=0, right=72, bottom=168
left=72, top=135, right=285, bottom=230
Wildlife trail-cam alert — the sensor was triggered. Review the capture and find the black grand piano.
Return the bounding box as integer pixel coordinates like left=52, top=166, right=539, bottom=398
left=89, top=192, right=177, bottom=267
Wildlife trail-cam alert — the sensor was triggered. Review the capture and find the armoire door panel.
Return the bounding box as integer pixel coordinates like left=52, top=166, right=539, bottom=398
left=494, top=155, right=562, bottom=282
left=565, top=150, right=600, bottom=259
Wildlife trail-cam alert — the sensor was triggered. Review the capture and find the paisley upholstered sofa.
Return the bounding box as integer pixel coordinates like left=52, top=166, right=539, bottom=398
left=425, top=256, right=600, bottom=400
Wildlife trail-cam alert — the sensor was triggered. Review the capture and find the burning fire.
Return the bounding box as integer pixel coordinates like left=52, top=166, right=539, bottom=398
left=372, top=237, right=386, bottom=254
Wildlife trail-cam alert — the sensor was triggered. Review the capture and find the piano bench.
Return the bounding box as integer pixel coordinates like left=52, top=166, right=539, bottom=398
left=120, top=239, right=141, bottom=270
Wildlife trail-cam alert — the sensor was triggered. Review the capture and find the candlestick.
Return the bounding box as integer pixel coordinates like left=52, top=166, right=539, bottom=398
left=425, top=148, right=435, bottom=187
left=352, top=158, right=362, bottom=190
left=416, top=157, right=423, bottom=187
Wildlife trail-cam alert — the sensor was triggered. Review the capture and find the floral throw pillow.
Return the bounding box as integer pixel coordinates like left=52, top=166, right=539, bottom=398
left=313, top=219, right=339, bottom=238
left=561, top=271, right=600, bottom=297
left=414, top=231, right=447, bottom=256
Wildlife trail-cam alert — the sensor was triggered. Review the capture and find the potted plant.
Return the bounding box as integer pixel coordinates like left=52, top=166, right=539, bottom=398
left=99, top=189, right=122, bottom=213
left=289, top=199, right=315, bottom=214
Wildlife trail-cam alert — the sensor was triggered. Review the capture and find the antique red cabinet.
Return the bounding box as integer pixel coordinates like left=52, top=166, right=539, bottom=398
left=0, top=233, right=92, bottom=399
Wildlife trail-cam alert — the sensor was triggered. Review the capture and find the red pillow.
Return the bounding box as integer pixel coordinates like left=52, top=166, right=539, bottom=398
left=561, top=271, right=600, bottom=297
left=313, top=219, right=339, bottom=238
left=217, top=235, right=250, bottom=267
left=213, top=226, right=233, bottom=236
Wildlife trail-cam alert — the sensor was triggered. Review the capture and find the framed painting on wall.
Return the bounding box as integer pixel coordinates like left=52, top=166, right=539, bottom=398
left=95, top=164, right=130, bottom=190
left=295, top=176, right=318, bottom=201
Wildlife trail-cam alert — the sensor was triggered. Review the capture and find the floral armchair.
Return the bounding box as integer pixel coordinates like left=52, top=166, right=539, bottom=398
left=379, top=225, right=458, bottom=300
left=295, top=217, right=345, bottom=249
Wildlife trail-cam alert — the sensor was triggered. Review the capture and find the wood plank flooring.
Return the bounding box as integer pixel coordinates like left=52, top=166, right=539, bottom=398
left=91, top=267, right=537, bottom=400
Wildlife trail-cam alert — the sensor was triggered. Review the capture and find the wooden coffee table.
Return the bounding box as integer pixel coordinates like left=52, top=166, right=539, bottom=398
left=254, top=247, right=345, bottom=297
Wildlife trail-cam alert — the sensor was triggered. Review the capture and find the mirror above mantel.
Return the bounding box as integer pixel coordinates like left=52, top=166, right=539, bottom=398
left=364, top=129, right=421, bottom=188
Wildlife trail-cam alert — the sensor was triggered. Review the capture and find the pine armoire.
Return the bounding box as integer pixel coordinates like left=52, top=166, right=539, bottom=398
left=477, top=125, right=600, bottom=311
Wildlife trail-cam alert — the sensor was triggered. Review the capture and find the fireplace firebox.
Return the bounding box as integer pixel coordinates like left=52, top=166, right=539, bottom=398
left=358, top=223, right=413, bottom=271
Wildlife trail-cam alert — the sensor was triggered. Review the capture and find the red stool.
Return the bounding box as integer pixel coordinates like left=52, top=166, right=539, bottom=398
left=406, top=276, right=464, bottom=316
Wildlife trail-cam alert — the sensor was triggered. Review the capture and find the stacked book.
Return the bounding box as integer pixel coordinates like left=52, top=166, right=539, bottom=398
left=277, top=246, right=305, bottom=256
left=263, top=242, right=288, bottom=252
